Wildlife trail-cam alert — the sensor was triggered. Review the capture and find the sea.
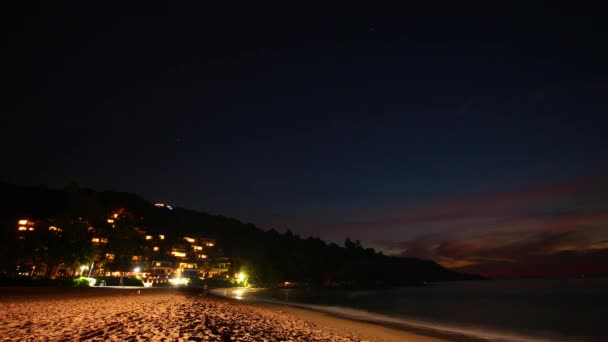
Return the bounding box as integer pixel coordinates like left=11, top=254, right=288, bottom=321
left=212, top=277, right=608, bottom=342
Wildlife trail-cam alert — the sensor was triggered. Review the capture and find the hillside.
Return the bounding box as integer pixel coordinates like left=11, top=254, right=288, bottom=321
left=0, top=182, right=481, bottom=286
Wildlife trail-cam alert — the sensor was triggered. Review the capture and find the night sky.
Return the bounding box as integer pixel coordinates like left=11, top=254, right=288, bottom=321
left=4, top=3, right=608, bottom=276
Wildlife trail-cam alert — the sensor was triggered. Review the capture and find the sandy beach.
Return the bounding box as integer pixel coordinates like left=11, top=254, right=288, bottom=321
left=0, top=287, right=447, bottom=342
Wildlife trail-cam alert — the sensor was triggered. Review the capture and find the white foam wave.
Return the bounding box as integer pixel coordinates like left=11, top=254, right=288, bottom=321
left=210, top=287, right=569, bottom=342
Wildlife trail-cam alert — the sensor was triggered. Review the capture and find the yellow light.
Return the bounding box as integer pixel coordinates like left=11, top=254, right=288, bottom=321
left=199, top=254, right=208, bottom=259
left=18, top=219, right=28, bottom=225
left=206, top=242, right=215, bottom=247
left=100, top=238, right=108, bottom=243
left=184, top=237, right=195, bottom=243
left=153, top=246, right=160, bottom=251
left=159, top=235, right=165, bottom=240
left=91, top=237, right=100, bottom=243
left=28, top=227, right=35, bottom=231
left=168, top=277, right=190, bottom=286
left=146, top=235, right=153, bottom=240
left=192, top=245, right=203, bottom=251
left=171, top=251, right=187, bottom=257
left=18, top=226, right=27, bottom=231
left=113, top=213, right=119, bottom=218
left=233, top=289, right=244, bottom=300
left=107, top=219, right=114, bottom=224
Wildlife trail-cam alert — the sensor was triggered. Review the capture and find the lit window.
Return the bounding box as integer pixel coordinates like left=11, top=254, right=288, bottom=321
left=100, top=238, right=108, bottom=243
left=18, top=219, right=28, bottom=225
left=171, top=251, right=187, bottom=258
left=199, top=254, right=208, bottom=259
left=91, top=237, right=100, bottom=243
left=184, top=237, right=195, bottom=243
left=153, top=246, right=159, bottom=251
left=107, top=219, right=114, bottom=224
left=132, top=256, right=142, bottom=261
left=205, top=242, right=215, bottom=247
left=105, top=253, right=115, bottom=260
left=192, top=245, right=203, bottom=251
left=159, top=235, right=165, bottom=240
left=155, top=262, right=161, bottom=267
left=28, top=227, right=35, bottom=231
left=18, top=226, right=27, bottom=231
left=146, top=235, right=153, bottom=240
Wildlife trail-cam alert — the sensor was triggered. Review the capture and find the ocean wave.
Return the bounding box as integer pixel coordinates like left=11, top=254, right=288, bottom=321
left=211, top=287, right=573, bottom=342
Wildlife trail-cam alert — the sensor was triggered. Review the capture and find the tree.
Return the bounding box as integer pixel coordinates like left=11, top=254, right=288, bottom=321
left=104, top=215, right=147, bottom=273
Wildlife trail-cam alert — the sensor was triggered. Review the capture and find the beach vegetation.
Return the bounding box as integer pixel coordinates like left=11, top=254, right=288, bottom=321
left=73, top=276, right=96, bottom=287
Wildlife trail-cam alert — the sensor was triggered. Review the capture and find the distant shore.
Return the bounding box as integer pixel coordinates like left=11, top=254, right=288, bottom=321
left=0, top=286, right=450, bottom=341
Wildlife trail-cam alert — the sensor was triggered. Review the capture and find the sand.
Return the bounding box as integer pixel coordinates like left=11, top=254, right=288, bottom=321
left=0, top=287, right=448, bottom=341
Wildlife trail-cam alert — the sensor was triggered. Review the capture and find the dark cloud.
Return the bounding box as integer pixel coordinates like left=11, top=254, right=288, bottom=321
left=322, top=173, right=608, bottom=234
left=381, top=230, right=587, bottom=259
left=377, top=225, right=606, bottom=275
left=455, top=249, right=608, bottom=277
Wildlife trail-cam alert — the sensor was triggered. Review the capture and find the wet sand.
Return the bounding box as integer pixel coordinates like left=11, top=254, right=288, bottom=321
left=250, top=302, right=447, bottom=342
left=0, top=287, right=448, bottom=341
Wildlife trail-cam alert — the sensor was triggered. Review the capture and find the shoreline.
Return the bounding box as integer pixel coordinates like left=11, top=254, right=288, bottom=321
left=209, top=287, right=549, bottom=342
left=258, top=302, right=493, bottom=342
left=209, top=288, right=485, bottom=342
left=244, top=299, right=468, bottom=342
left=203, top=288, right=454, bottom=342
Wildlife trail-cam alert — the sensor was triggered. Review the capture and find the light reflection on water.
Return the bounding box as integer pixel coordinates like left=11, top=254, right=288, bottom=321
left=214, top=278, right=608, bottom=342
left=233, top=289, right=244, bottom=300
left=214, top=287, right=250, bottom=300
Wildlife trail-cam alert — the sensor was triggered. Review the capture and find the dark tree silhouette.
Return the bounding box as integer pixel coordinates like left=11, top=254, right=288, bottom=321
left=0, top=182, right=482, bottom=286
